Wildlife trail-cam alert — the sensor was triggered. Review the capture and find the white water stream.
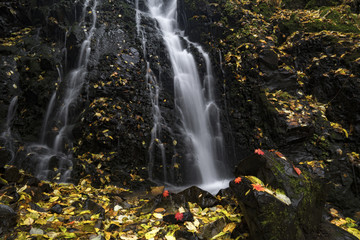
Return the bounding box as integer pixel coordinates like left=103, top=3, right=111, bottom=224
left=29, top=0, right=99, bottom=181
left=137, top=0, right=230, bottom=193
left=0, top=96, right=18, bottom=162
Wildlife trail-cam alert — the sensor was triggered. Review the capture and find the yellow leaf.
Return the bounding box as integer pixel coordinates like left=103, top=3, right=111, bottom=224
left=105, top=232, right=112, bottom=240
left=165, top=235, right=176, bottom=240
left=347, top=228, right=360, bottom=239
left=144, top=228, right=160, bottom=239
left=185, top=221, right=198, bottom=232
left=223, top=222, right=237, bottom=233
left=153, top=213, right=163, bottom=219
left=49, top=196, right=59, bottom=202
left=35, top=218, right=48, bottom=225
left=23, top=217, right=34, bottom=225
left=79, top=210, right=92, bottom=215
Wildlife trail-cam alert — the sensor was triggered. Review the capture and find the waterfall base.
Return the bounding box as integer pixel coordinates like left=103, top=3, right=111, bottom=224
left=164, top=179, right=232, bottom=195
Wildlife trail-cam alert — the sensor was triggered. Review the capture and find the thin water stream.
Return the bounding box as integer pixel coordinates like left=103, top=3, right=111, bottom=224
left=28, top=0, right=99, bottom=181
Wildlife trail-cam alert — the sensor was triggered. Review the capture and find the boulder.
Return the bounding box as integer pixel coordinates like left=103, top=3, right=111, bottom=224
left=0, top=204, right=17, bottom=234
left=231, top=151, right=326, bottom=240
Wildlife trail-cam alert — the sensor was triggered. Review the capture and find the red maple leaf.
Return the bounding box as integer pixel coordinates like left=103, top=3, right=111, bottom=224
left=162, top=190, right=169, bottom=198
left=254, top=149, right=265, bottom=155
left=234, top=177, right=242, bottom=184
left=251, top=184, right=265, bottom=192
left=175, top=212, right=184, bottom=221
left=292, top=165, right=301, bottom=176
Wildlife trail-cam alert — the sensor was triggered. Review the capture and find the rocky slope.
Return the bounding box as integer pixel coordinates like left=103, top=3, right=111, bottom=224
left=1, top=0, right=360, bottom=239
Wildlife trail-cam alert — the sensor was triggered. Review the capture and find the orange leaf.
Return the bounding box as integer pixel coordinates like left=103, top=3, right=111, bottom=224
left=162, top=190, right=169, bottom=198
left=251, top=184, right=265, bottom=192
left=275, top=151, right=284, bottom=158
left=254, top=149, right=265, bottom=155
left=234, top=177, right=242, bottom=184
left=293, top=165, right=301, bottom=176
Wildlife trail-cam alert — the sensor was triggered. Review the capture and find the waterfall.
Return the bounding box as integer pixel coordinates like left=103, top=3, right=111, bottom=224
left=136, top=0, right=173, bottom=183
left=0, top=96, right=18, bottom=162
left=137, top=0, right=231, bottom=193
left=28, top=0, right=99, bottom=181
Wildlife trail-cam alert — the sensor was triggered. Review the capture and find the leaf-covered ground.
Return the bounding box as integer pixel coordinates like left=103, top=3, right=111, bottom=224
left=0, top=168, right=248, bottom=240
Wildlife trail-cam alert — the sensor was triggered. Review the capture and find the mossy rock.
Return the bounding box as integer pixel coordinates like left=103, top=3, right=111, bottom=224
left=231, top=151, right=326, bottom=240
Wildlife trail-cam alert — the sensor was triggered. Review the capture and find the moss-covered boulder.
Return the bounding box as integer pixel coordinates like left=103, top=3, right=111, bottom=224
left=231, top=151, right=326, bottom=240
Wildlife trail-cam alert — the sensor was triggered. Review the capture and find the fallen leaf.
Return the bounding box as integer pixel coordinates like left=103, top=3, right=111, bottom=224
left=234, top=177, right=242, bottom=184
left=252, top=184, right=265, bottom=192
left=185, top=221, right=197, bottom=232
left=254, top=149, right=265, bottom=155
left=223, top=222, right=237, bottom=233
left=154, top=208, right=165, bottom=213
left=292, top=165, right=301, bottom=176
left=163, top=190, right=169, bottom=198
left=175, top=212, right=183, bottom=221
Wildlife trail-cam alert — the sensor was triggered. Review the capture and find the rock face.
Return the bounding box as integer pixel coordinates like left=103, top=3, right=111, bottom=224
left=0, top=0, right=153, bottom=188
left=180, top=0, right=360, bottom=224
left=231, top=152, right=326, bottom=240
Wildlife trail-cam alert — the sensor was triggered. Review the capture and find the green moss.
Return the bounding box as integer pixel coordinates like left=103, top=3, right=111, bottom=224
left=305, top=0, right=341, bottom=9
left=253, top=2, right=276, bottom=20
left=280, top=7, right=360, bottom=35
left=279, top=13, right=301, bottom=35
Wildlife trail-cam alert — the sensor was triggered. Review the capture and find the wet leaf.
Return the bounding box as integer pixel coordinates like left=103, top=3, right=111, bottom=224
left=175, top=212, right=184, bottom=221
left=252, top=184, right=265, bottom=192
left=254, top=149, right=265, bottom=155
left=163, top=190, right=169, bottom=198
left=185, top=221, right=197, bottom=232
left=223, top=222, right=237, bottom=233
left=234, top=177, right=242, bottom=184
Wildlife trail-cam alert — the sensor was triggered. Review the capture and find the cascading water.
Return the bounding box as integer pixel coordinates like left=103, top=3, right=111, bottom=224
left=28, top=0, right=99, bottom=181
left=137, top=0, right=231, bottom=193
left=0, top=96, right=18, bottom=162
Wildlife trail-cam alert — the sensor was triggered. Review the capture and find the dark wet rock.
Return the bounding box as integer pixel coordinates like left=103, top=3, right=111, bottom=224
left=259, top=49, right=278, bottom=70
left=174, top=230, right=200, bottom=240
left=3, top=166, right=20, bottom=183
left=140, top=186, right=217, bottom=215
left=308, top=222, right=358, bottom=240
left=29, top=202, right=46, bottom=212
left=178, top=186, right=219, bottom=208
left=139, top=193, right=189, bottom=215
left=84, top=199, right=105, bottom=219
left=25, top=187, right=45, bottom=203
left=0, top=149, right=12, bottom=168
left=106, top=224, right=121, bottom=232
left=49, top=204, right=63, bottom=214
left=199, top=217, right=227, bottom=239
left=39, top=182, right=53, bottom=193
left=0, top=204, right=17, bottom=234
left=23, top=176, right=40, bottom=187
left=232, top=152, right=326, bottom=240
left=163, top=212, right=194, bottom=224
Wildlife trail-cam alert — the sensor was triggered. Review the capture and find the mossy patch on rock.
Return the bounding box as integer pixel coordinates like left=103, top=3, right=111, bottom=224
left=232, top=151, right=326, bottom=240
